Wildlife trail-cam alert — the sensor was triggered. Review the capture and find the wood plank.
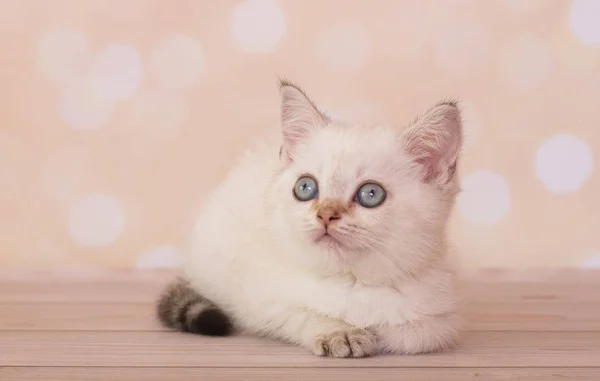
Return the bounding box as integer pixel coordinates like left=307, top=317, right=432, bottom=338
left=1, top=367, right=598, bottom=381
left=1, top=268, right=599, bottom=284
left=465, top=302, right=600, bottom=331
left=463, top=283, right=600, bottom=303
left=2, top=301, right=598, bottom=331
left=461, top=268, right=600, bottom=283
left=0, top=303, right=160, bottom=331
left=3, top=279, right=600, bottom=304
left=0, top=281, right=166, bottom=303
left=0, top=269, right=177, bottom=283
left=1, top=331, right=599, bottom=367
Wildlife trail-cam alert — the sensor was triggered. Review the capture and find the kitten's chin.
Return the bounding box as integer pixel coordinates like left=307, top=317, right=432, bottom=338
left=311, top=228, right=354, bottom=252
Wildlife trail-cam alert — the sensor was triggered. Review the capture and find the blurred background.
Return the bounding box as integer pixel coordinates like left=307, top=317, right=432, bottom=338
left=1, top=0, right=598, bottom=270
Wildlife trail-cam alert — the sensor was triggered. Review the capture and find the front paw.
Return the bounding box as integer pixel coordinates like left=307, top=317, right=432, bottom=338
left=312, top=328, right=377, bottom=358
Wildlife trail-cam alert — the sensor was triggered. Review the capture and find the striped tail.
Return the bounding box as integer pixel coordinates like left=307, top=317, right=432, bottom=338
left=156, top=277, right=233, bottom=336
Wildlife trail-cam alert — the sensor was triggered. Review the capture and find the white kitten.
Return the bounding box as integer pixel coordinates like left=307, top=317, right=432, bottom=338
left=157, top=79, right=464, bottom=357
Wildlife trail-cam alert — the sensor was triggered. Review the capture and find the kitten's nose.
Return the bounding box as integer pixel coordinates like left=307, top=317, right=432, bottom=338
left=317, top=209, right=341, bottom=227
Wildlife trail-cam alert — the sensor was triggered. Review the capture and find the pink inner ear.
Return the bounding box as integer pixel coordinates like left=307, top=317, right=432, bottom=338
left=416, top=154, right=441, bottom=183
left=415, top=148, right=459, bottom=183
left=279, top=83, right=329, bottom=161
left=404, top=103, right=463, bottom=184
left=419, top=131, right=461, bottom=184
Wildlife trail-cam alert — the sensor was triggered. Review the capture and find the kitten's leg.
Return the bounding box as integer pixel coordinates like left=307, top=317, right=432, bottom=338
left=261, top=308, right=377, bottom=358
left=374, top=313, right=463, bottom=355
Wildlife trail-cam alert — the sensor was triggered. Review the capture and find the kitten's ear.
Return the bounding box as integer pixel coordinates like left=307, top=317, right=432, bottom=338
left=402, top=100, right=463, bottom=185
left=279, top=79, right=330, bottom=161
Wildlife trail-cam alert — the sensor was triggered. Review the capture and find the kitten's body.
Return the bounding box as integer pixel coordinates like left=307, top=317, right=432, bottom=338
left=158, top=81, right=464, bottom=357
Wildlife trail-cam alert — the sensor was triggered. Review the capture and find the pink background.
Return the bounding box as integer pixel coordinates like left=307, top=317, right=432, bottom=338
left=1, top=0, right=599, bottom=269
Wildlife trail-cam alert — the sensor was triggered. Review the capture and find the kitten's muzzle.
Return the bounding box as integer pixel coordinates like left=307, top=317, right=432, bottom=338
left=316, top=208, right=341, bottom=227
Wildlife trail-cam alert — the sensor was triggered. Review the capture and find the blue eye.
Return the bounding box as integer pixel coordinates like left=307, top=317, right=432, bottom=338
left=294, top=176, right=319, bottom=201
left=355, top=183, right=386, bottom=208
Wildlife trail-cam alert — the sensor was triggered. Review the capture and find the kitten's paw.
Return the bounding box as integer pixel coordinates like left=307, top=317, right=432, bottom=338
left=312, top=329, right=377, bottom=358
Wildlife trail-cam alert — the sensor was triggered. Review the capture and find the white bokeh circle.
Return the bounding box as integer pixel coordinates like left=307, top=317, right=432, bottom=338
left=318, top=22, right=371, bottom=73
left=436, top=20, right=490, bottom=77
left=501, top=34, right=553, bottom=91
left=570, top=0, right=600, bottom=45
left=230, top=0, right=287, bottom=53
left=457, top=170, right=511, bottom=224
left=58, top=80, right=115, bottom=130
left=579, top=252, right=600, bottom=268
left=89, top=44, right=144, bottom=100
left=136, top=244, right=184, bottom=269
left=534, top=134, right=594, bottom=194
left=36, top=28, right=90, bottom=85
left=68, top=193, right=125, bottom=247
left=150, top=34, right=204, bottom=90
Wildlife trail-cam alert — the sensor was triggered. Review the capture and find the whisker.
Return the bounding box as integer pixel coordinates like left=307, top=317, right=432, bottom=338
left=334, top=228, right=383, bottom=251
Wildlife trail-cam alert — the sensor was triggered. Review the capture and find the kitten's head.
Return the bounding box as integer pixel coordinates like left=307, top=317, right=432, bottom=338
left=269, top=80, right=463, bottom=283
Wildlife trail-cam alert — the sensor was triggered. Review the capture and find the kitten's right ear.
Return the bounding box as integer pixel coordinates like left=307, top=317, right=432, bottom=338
left=279, top=79, right=330, bottom=162
left=402, top=100, right=463, bottom=185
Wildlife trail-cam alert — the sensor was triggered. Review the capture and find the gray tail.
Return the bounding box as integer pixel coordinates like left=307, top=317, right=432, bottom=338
left=156, top=277, right=233, bottom=336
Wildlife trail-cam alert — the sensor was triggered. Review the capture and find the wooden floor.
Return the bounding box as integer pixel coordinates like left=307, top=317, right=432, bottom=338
left=1, top=269, right=599, bottom=381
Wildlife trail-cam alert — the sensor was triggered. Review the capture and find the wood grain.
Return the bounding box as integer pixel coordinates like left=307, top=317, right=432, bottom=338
left=1, top=269, right=599, bottom=380
left=2, top=301, right=599, bottom=331
left=3, top=276, right=599, bottom=303
left=1, top=268, right=599, bottom=284
left=2, top=331, right=600, bottom=367
left=2, top=367, right=598, bottom=381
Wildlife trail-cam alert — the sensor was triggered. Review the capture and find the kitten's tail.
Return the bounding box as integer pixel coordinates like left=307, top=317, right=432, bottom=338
left=156, top=277, right=234, bottom=336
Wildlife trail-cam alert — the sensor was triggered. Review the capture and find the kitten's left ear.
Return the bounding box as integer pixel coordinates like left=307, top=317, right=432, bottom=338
left=402, top=100, right=463, bottom=185
left=279, top=79, right=330, bottom=161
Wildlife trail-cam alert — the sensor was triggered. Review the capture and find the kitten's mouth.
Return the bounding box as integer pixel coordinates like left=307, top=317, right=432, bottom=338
left=316, top=231, right=332, bottom=240
left=313, top=229, right=347, bottom=249
left=315, top=233, right=335, bottom=243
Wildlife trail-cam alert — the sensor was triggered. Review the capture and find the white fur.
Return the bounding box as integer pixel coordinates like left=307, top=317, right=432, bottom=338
left=184, top=84, right=464, bottom=356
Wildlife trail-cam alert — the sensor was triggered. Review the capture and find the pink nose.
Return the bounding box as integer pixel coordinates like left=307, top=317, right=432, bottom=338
left=317, top=209, right=341, bottom=227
